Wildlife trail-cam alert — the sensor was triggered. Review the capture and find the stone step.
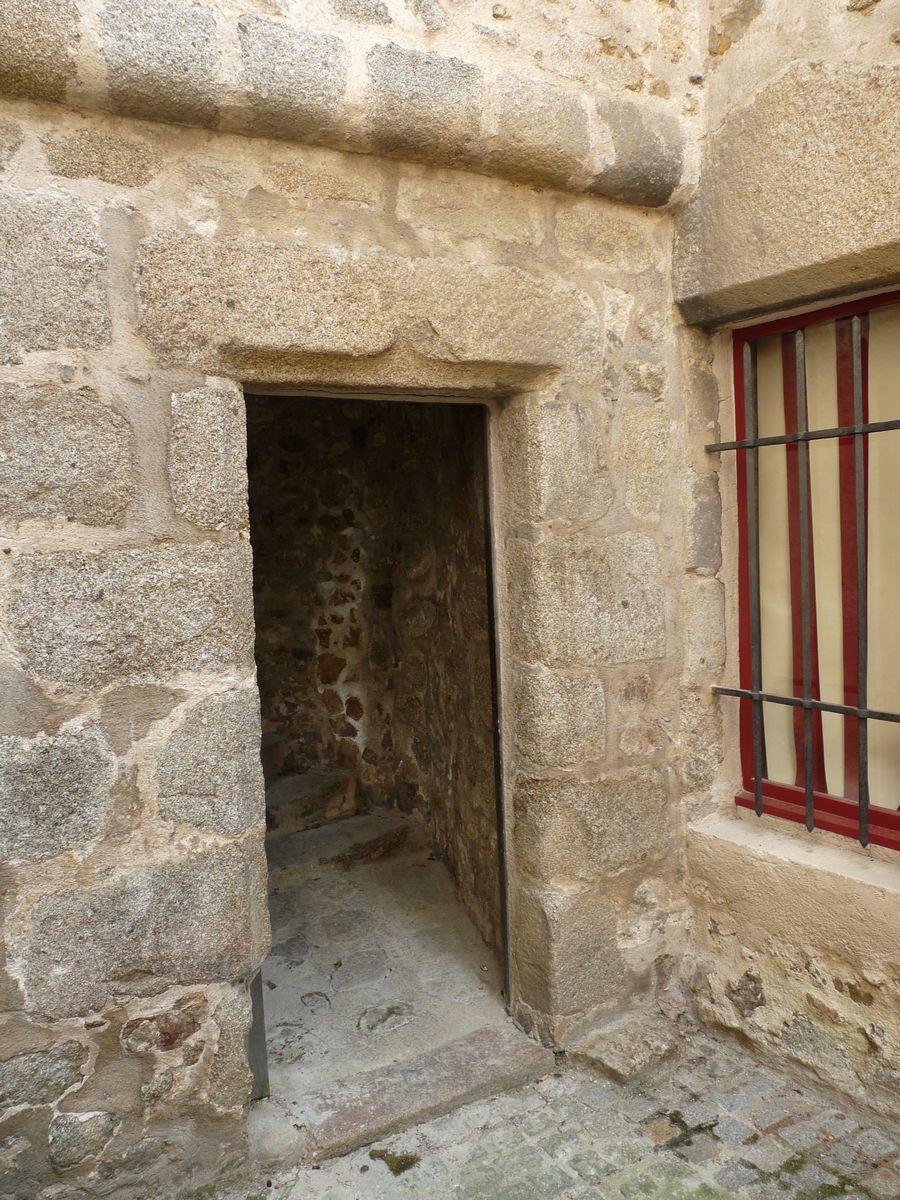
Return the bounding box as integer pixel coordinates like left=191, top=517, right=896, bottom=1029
left=249, top=1024, right=555, bottom=1168
left=265, top=769, right=357, bottom=838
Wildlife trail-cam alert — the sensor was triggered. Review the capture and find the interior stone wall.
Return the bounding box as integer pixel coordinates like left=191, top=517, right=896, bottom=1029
left=246, top=395, right=501, bottom=948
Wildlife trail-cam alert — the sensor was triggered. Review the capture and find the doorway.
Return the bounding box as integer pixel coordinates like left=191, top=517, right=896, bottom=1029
left=244, top=394, right=517, bottom=1159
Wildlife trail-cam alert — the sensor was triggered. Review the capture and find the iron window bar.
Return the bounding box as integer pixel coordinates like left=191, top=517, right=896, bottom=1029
left=711, top=300, right=900, bottom=851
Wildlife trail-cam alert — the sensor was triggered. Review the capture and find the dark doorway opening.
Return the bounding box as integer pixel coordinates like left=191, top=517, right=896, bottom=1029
left=244, top=394, right=512, bottom=1159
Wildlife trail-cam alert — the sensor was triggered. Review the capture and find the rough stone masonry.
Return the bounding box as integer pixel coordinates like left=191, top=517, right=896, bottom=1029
left=0, top=1, right=899, bottom=1197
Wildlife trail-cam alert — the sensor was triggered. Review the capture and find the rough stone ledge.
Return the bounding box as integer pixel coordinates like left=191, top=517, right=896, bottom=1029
left=0, top=5, right=686, bottom=204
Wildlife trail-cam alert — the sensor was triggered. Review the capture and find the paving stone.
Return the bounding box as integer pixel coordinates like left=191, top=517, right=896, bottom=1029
left=854, top=1128, right=896, bottom=1160
left=713, top=1116, right=755, bottom=1147
left=739, top=1135, right=795, bottom=1173
left=861, top=1166, right=900, bottom=1199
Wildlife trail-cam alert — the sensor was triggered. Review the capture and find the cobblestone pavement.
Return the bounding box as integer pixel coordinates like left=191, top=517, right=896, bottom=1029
left=223, top=1033, right=899, bottom=1200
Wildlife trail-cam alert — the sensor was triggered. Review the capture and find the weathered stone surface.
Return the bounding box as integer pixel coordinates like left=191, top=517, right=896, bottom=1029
left=0, top=731, right=115, bottom=864
left=15, top=836, right=270, bottom=1018
left=675, top=64, right=900, bottom=323
left=618, top=406, right=670, bottom=519
left=238, top=17, right=348, bottom=141
left=0, top=193, right=109, bottom=361
left=498, top=400, right=612, bottom=525
left=0, top=118, right=23, bottom=170
left=0, top=665, right=56, bottom=739
left=555, top=198, right=659, bottom=272
left=3, top=541, right=255, bottom=690
left=408, top=259, right=603, bottom=383
left=208, top=986, right=254, bottom=1114
left=686, top=471, right=722, bottom=574
left=514, top=881, right=625, bottom=1020
left=573, top=1014, right=679, bottom=1081
left=367, top=44, right=481, bottom=167
left=299, top=1025, right=555, bottom=1162
left=101, top=0, right=220, bottom=126
left=590, top=97, right=684, bottom=208
left=156, top=690, right=265, bottom=836
left=48, top=1111, right=119, bottom=1168
left=0, top=385, right=133, bottom=527
left=136, top=234, right=398, bottom=365
left=332, top=0, right=392, bottom=23
left=681, top=576, right=725, bottom=684
left=395, top=171, right=540, bottom=244
left=0, top=0, right=78, bottom=102
left=43, top=128, right=162, bottom=187
left=513, top=664, right=606, bottom=768
left=136, top=233, right=602, bottom=381
left=507, top=531, right=666, bottom=666
left=98, top=685, right=183, bottom=755
left=483, top=75, right=590, bottom=189
left=406, top=0, right=446, bottom=29
left=168, top=386, right=248, bottom=530
left=0, top=1041, right=88, bottom=1106
left=513, top=769, right=669, bottom=884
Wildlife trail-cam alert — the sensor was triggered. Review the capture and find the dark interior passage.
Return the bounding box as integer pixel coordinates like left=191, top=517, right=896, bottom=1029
left=245, top=395, right=501, bottom=952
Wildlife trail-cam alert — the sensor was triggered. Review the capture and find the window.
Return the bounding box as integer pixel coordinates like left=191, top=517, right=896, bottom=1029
left=712, top=291, right=900, bottom=850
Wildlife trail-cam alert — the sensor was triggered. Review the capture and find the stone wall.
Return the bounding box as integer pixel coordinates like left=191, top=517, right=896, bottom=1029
left=0, top=75, right=691, bottom=1192
left=672, top=0, right=900, bottom=1121
left=247, top=395, right=501, bottom=948
left=0, top=0, right=699, bottom=205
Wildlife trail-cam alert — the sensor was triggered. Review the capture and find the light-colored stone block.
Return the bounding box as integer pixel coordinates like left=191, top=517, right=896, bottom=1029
left=101, top=0, right=220, bottom=126
left=3, top=541, right=255, bottom=690
left=498, top=399, right=612, bottom=526
left=0, top=193, right=109, bottom=361
left=238, top=17, right=348, bottom=141
left=0, top=731, right=115, bottom=864
left=156, top=690, right=265, bottom=836
left=395, top=171, right=541, bottom=245
left=513, top=664, right=606, bottom=767
left=367, top=44, right=481, bottom=167
left=15, top=835, right=270, bottom=1019
left=681, top=576, right=725, bottom=684
left=507, top=531, right=666, bottom=666
left=590, top=97, right=684, bottom=208
left=43, top=128, right=162, bottom=187
left=0, top=385, right=133, bottom=527
left=675, top=64, right=900, bottom=323
left=0, top=0, right=78, bottom=102
left=618, top=405, right=670, bottom=519
left=513, top=768, right=669, bottom=885
left=168, top=386, right=248, bottom=530
left=482, top=74, right=590, bottom=189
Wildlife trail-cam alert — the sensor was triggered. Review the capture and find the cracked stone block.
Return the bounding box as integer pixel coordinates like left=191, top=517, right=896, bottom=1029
left=238, top=17, right=348, bottom=140
left=367, top=44, right=481, bottom=167
left=0, top=193, right=109, bottom=361
left=156, top=690, right=265, bottom=836
left=3, top=541, right=255, bottom=690
left=101, top=0, right=220, bottom=126
left=0, top=0, right=79, bottom=102
left=168, top=386, right=248, bottom=530
left=0, top=385, right=133, bottom=527
left=0, top=731, right=115, bottom=863
left=573, top=1015, right=680, bottom=1082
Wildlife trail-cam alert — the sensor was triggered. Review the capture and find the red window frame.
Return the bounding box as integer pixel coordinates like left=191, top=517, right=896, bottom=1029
left=729, top=289, right=900, bottom=852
